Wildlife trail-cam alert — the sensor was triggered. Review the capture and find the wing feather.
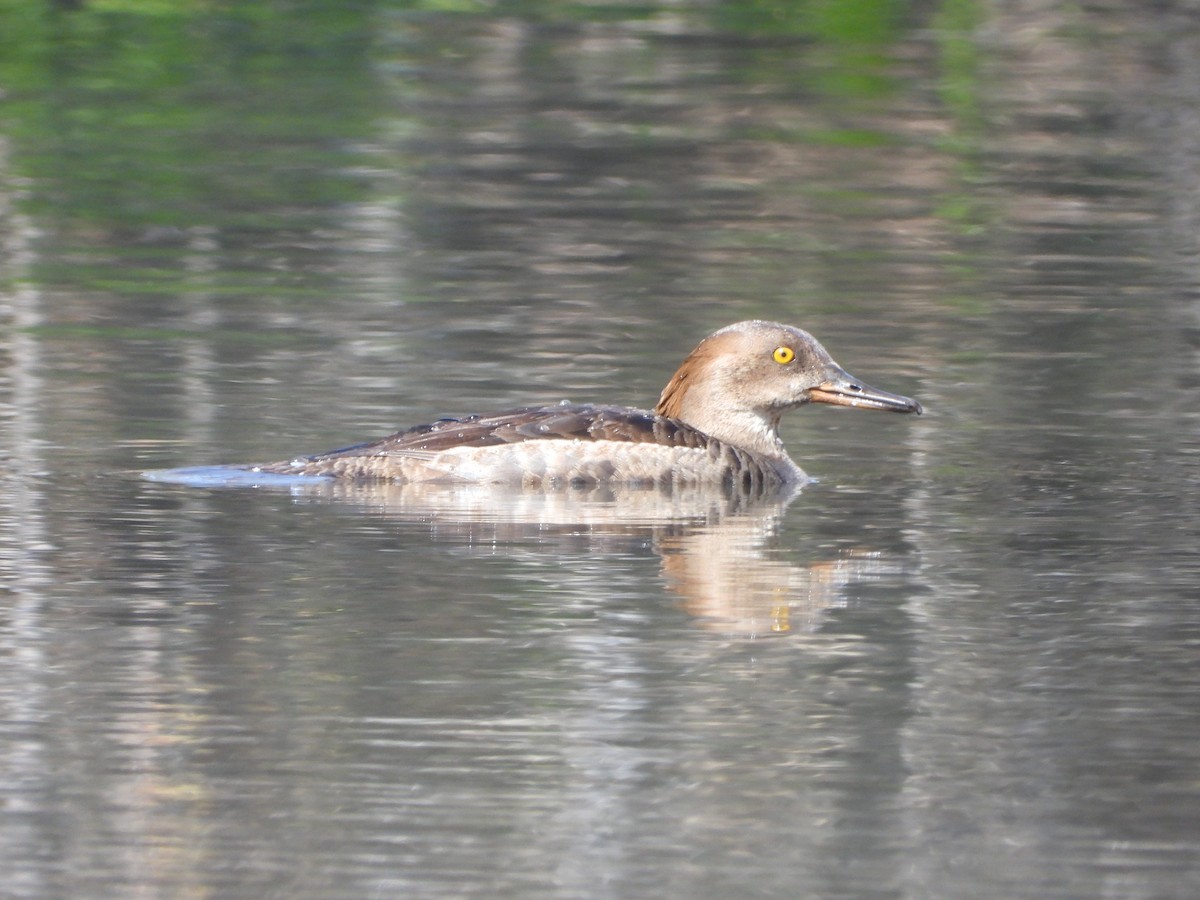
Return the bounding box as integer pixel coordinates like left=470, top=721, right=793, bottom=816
left=301, top=404, right=712, bottom=462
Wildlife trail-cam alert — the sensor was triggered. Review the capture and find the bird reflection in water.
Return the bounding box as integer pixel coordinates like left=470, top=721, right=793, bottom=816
left=269, top=477, right=903, bottom=636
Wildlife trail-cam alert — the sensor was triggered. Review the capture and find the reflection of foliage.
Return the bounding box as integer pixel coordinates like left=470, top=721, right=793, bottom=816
left=934, top=0, right=984, bottom=143
left=716, top=0, right=905, bottom=42
left=932, top=0, right=991, bottom=234
left=0, top=0, right=380, bottom=231
left=711, top=0, right=907, bottom=101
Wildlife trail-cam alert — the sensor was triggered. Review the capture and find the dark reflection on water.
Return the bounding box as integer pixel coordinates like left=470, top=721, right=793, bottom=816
left=3, top=1, right=1200, bottom=898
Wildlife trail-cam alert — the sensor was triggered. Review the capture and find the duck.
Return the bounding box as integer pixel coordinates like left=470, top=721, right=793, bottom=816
left=252, top=320, right=922, bottom=491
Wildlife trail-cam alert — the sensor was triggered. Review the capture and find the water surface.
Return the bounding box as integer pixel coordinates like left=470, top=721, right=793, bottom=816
left=2, top=2, right=1199, bottom=898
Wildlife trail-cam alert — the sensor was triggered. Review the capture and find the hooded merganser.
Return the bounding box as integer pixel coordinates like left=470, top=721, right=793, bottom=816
left=253, top=320, right=922, bottom=490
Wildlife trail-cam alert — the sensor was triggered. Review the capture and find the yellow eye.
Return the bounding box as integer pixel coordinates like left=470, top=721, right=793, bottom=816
left=772, top=346, right=795, bottom=365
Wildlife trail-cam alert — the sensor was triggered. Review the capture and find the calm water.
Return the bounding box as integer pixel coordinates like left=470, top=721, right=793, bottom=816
left=2, top=2, right=1200, bottom=898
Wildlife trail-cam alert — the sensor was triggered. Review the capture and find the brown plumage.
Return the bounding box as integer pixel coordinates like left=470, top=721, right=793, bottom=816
left=253, top=320, right=922, bottom=489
